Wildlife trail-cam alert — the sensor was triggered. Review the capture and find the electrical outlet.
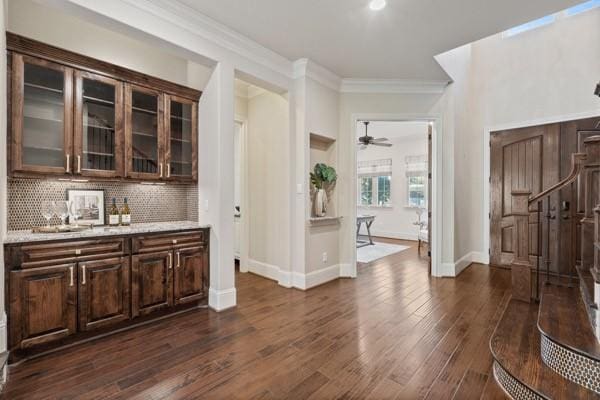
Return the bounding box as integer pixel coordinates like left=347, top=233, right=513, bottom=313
left=322, top=252, right=328, bottom=263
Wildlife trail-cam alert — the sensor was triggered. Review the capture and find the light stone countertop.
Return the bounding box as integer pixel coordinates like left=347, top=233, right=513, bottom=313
left=3, top=221, right=210, bottom=244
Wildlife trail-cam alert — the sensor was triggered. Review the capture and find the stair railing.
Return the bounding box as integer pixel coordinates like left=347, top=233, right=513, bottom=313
left=510, top=152, right=587, bottom=302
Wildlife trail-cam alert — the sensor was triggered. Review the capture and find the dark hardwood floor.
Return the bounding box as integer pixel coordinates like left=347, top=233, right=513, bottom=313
left=1, top=239, right=509, bottom=399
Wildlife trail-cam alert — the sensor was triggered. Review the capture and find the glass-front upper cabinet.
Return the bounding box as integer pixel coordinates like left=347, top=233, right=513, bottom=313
left=74, top=71, right=123, bottom=178
left=166, top=95, right=197, bottom=181
left=125, top=85, right=163, bottom=180
left=11, top=54, right=73, bottom=174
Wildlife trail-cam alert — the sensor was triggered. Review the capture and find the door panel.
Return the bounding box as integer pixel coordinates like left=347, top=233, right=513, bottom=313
left=74, top=71, right=123, bottom=178
left=11, top=54, right=73, bottom=175
left=9, top=264, right=77, bottom=349
left=165, top=95, right=197, bottom=181
left=132, top=251, right=172, bottom=317
left=490, top=124, right=560, bottom=269
left=174, top=246, right=206, bottom=305
left=78, top=257, right=131, bottom=331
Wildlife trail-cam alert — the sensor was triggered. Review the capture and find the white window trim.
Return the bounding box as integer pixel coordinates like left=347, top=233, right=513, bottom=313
left=357, top=175, right=392, bottom=207
left=406, top=173, right=428, bottom=208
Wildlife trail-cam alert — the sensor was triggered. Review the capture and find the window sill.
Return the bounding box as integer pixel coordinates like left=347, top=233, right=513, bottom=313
left=357, top=205, right=393, bottom=209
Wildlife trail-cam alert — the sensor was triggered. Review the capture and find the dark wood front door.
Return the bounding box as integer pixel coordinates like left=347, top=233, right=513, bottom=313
left=78, top=257, right=131, bottom=331
left=132, top=251, right=173, bottom=317
left=9, top=264, right=77, bottom=349
left=174, top=247, right=206, bottom=305
left=490, top=124, right=560, bottom=269
left=490, top=117, right=600, bottom=275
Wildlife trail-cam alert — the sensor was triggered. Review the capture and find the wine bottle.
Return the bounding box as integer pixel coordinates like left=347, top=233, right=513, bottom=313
left=121, top=198, right=131, bottom=226
left=109, top=198, right=120, bottom=226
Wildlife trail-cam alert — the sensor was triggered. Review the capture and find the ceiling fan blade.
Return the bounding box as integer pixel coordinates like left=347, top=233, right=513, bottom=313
left=371, top=142, right=392, bottom=147
left=370, top=137, right=389, bottom=142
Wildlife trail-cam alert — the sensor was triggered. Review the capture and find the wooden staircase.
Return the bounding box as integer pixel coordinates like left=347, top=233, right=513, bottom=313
left=490, top=135, right=600, bottom=399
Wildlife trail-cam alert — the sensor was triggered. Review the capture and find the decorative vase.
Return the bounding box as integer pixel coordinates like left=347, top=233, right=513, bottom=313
left=314, top=188, right=328, bottom=217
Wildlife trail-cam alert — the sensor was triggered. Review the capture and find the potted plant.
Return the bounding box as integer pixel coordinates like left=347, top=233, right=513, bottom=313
left=310, top=163, right=337, bottom=217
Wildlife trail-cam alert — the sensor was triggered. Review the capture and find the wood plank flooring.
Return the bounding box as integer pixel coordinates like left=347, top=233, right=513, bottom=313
left=1, top=239, right=510, bottom=399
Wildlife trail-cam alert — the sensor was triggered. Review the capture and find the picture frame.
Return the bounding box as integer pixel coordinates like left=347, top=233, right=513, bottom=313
left=66, top=189, right=105, bottom=226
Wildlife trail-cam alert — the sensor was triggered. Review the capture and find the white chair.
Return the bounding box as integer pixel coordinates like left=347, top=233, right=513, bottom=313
left=414, top=208, right=429, bottom=256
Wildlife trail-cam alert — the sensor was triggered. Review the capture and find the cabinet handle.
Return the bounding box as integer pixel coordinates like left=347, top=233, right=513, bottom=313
left=168, top=253, right=172, bottom=269
left=66, top=154, right=70, bottom=173
left=77, top=155, right=81, bottom=173
left=69, top=266, right=74, bottom=287
left=160, top=163, right=163, bottom=178
left=81, top=265, right=86, bottom=285
left=176, top=251, right=181, bottom=268
left=167, top=164, right=171, bottom=178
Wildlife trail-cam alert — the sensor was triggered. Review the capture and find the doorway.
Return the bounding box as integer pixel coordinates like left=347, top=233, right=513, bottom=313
left=489, top=116, right=600, bottom=278
left=355, top=120, right=432, bottom=271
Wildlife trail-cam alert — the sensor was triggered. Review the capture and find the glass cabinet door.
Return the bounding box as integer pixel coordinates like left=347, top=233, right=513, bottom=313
left=11, top=54, right=73, bottom=174
left=125, top=85, right=163, bottom=179
left=74, top=71, right=123, bottom=178
left=166, top=95, right=197, bottom=181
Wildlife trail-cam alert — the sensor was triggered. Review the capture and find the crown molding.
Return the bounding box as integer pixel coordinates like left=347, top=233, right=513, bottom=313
left=114, top=0, right=293, bottom=80
left=340, top=79, right=449, bottom=94
left=247, top=85, right=267, bottom=99
left=293, top=58, right=341, bottom=92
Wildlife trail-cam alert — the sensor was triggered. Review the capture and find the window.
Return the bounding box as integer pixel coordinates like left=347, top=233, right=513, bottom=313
left=357, top=159, right=392, bottom=207
left=407, top=175, right=426, bottom=208
left=406, top=155, right=427, bottom=208
left=503, top=0, right=599, bottom=37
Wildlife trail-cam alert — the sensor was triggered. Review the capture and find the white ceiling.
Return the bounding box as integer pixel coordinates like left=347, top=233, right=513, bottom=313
left=177, top=0, right=581, bottom=80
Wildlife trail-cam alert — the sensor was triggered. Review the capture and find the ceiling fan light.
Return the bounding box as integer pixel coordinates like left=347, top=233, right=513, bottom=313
left=369, top=0, right=386, bottom=11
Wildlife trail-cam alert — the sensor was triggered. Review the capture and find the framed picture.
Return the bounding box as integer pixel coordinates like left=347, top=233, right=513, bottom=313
left=67, top=189, right=105, bottom=226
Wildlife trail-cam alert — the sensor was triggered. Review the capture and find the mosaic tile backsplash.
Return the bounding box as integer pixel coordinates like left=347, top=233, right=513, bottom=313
left=7, top=178, right=199, bottom=230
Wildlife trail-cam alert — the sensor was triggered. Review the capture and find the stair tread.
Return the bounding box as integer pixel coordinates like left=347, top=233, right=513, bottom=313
left=538, top=284, right=600, bottom=361
left=490, top=299, right=597, bottom=400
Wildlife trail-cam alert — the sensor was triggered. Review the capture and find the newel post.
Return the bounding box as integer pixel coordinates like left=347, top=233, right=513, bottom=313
left=511, top=189, right=532, bottom=302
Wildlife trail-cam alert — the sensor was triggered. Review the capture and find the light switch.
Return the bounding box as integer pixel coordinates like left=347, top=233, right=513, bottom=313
left=296, top=184, right=303, bottom=194
left=204, top=199, right=209, bottom=211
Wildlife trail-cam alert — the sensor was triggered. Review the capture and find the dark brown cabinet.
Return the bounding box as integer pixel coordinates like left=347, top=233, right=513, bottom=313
left=8, top=33, right=200, bottom=182
left=10, top=54, right=73, bottom=175
left=131, top=250, right=173, bottom=317
left=174, top=246, right=207, bottom=305
left=78, top=257, right=130, bottom=331
left=74, top=71, right=124, bottom=178
left=5, top=228, right=209, bottom=362
left=9, top=264, right=77, bottom=349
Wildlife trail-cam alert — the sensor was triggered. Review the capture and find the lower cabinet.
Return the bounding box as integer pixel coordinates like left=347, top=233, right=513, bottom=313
left=9, top=264, right=77, bottom=349
left=5, top=228, right=209, bottom=359
left=131, top=250, right=173, bottom=317
left=78, top=257, right=131, bottom=331
left=174, top=246, right=207, bottom=305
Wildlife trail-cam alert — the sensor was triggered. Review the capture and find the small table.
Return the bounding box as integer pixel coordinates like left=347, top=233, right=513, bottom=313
left=357, top=214, right=375, bottom=248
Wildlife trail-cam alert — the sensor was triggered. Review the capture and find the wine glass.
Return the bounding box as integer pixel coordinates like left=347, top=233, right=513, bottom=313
left=69, top=201, right=81, bottom=227
left=54, top=201, right=69, bottom=228
left=41, top=201, right=55, bottom=228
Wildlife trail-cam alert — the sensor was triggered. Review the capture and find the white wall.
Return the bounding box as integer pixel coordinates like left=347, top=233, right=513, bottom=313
left=436, top=6, right=600, bottom=263
left=356, top=122, right=429, bottom=240
left=246, top=91, right=291, bottom=275
left=7, top=0, right=213, bottom=90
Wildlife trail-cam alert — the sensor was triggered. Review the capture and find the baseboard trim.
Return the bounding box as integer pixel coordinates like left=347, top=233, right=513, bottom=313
left=208, top=287, right=237, bottom=311
left=293, top=264, right=342, bottom=290
left=339, top=263, right=356, bottom=278
left=247, top=259, right=280, bottom=282
left=439, top=251, right=487, bottom=277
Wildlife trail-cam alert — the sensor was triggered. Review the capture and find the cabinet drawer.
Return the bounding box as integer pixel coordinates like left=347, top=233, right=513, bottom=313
left=132, top=231, right=205, bottom=253
left=18, top=239, right=127, bottom=268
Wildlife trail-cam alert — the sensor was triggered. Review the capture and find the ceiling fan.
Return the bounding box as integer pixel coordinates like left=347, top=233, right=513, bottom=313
left=357, top=121, right=392, bottom=149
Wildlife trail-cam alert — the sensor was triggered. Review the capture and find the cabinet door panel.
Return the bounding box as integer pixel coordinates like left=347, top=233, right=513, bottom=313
left=74, top=71, right=123, bottom=178
left=125, top=84, right=164, bottom=180
left=11, top=54, right=73, bottom=175
left=132, top=251, right=173, bottom=317
left=9, top=264, right=77, bottom=349
left=79, top=257, right=131, bottom=331
left=174, top=246, right=206, bottom=305
left=165, top=95, right=197, bottom=182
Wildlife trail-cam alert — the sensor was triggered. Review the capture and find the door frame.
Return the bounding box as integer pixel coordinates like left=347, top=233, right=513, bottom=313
left=234, top=115, right=250, bottom=274
left=349, top=113, right=443, bottom=277
left=482, top=110, right=600, bottom=264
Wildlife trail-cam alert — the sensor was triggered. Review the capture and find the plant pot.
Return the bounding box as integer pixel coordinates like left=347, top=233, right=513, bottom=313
left=314, top=188, right=328, bottom=217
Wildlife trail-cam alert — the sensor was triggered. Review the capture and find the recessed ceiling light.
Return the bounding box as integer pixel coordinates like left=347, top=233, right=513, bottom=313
left=369, top=0, right=386, bottom=11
